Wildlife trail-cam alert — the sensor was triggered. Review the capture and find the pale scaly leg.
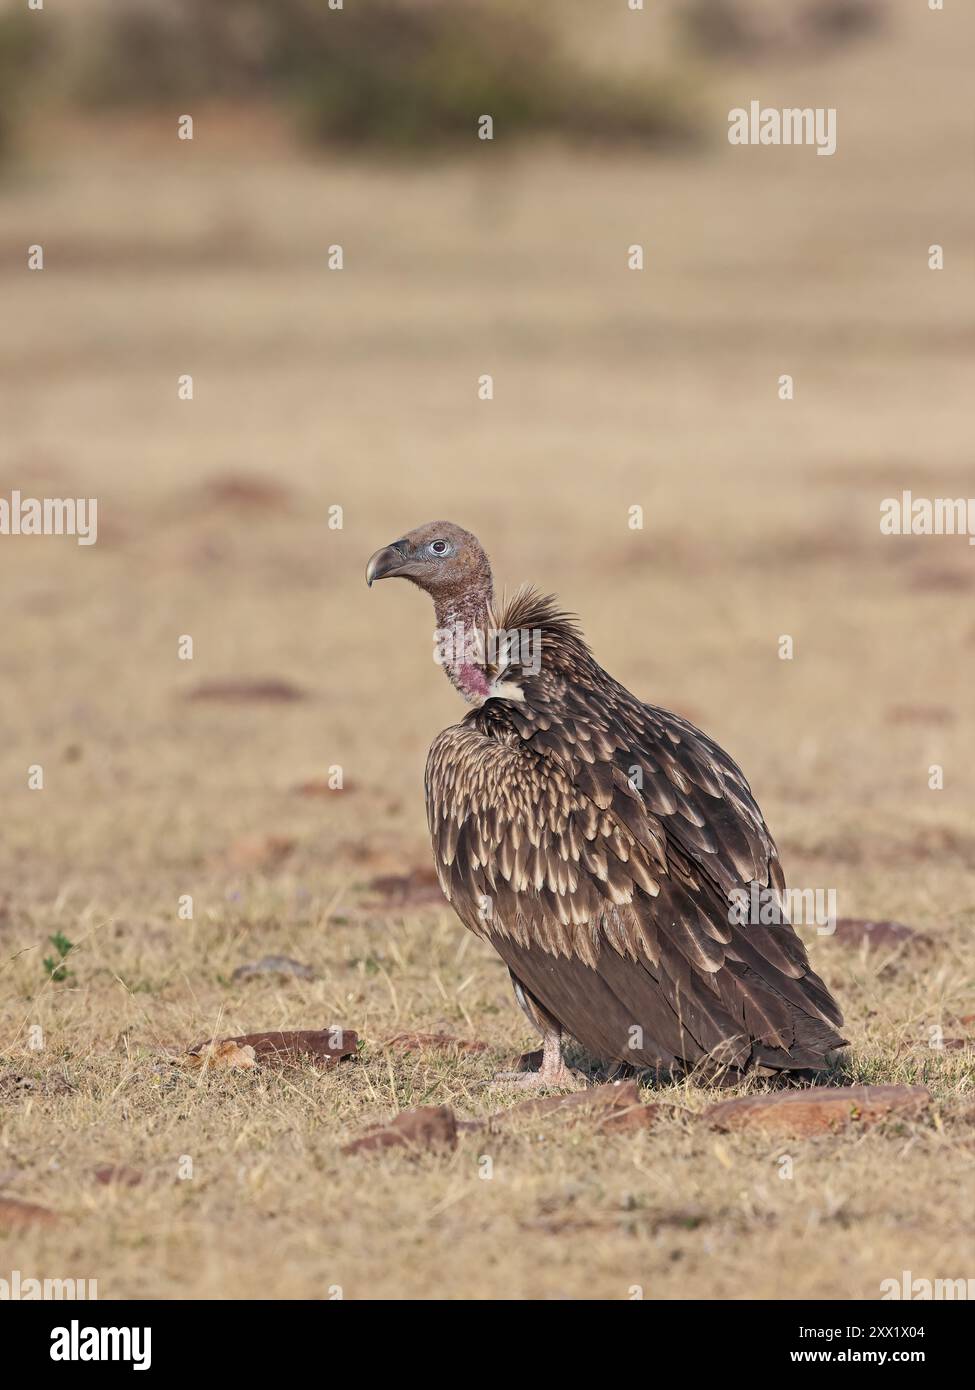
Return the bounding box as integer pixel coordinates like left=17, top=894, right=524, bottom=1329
left=489, top=1023, right=583, bottom=1091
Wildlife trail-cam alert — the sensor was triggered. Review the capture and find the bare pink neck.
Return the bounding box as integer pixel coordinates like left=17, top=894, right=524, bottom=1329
left=435, top=588, right=493, bottom=703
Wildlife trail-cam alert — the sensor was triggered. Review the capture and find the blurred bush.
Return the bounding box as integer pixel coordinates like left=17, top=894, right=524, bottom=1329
left=0, top=8, right=50, bottom=160
left=6, top=0, right=695, bottom=155
left=681, top=0, right=882, bottom=57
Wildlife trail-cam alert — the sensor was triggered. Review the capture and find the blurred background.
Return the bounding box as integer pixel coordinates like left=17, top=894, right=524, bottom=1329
left=0, top=0, right=971, bottom=937
left=0, top=0, right=973, bottom=1302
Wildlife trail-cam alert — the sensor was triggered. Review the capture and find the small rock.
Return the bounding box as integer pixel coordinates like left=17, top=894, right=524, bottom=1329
left=382, top=1032, right=488, bottom=1054
left=201, top=474, right=292, bottom=510
left=0, top=1073, right=34, bottom=1096
left=911, top=566, right=972, bottom=593
left=185, top=1029, right=357, bottom=1070
left=185, top=678, right=306, bottom=703
left=292, top=778, right=340, bottom=797
left=705, top=1084, right=932, bottom=1138
left=179, top=1040, right=258, bottom=1072
left=232, top=956, right=315, bottom=983
left=0, top=1196, right=59, bottom=1229
left=93, top=1165, right=143, bottom=1187
left=492, top=1080, right=665, bottom=1134
left=885, top=704, right=955, bottom=726
left=832, top=918, right=931, bottom=949
left=213, top=834, right=296, bottom=874
left=367, top=867, right=445, bottom=907
left=342, top=1104, right=458, bottom=1156
left=510, top=1049, right=544, bottom=1073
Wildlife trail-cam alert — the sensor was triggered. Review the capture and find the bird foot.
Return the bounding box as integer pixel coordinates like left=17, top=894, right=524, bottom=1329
left=487, top=1066, right=586, bottom=1093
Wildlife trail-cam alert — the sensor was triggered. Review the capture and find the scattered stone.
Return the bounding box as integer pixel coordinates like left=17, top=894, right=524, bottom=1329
left=684, top=0, right=882, bottom=58
left=511, top=1048, right=544, bottom=1073
left=292, top=778, right=348, bottom=797
left=232, top=956, right=315, bottom=983
left=0, top=1073, right=35, bottom=1097
left=491, top=1080, right=666, bottom=1134
left=886, top=704, right=955, bottom=726
left=367, top=866, right=444, bottom=907
left=213, top=834, right=296, bottom=874
left=0, top=1070, right=74, bottom=1099
left=186, top=678, right=306, bottom=703
left=455, top=1117, right=486, bottom=1134
left=179, top=1040, right=258, bottom=1073
left=705, top=1084, right=932, bottom=1138
left=342, top=1104, right=458, bottom=1156
left=93, top=1165, right=143, bottom=1187
left=382, top=1032, right=488, bottom=1054
left=0, top=1196, right=59, bottom=1229
left=831, top=918, right=931, bottom=949
left=185, top=1029, right=357, bottom=1071
left=910, top=566, right=972, bottom=593
left=202, top=473, right=291, bottom=511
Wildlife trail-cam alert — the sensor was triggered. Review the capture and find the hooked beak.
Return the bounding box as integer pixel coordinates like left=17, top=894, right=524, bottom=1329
left=365, top=540, right=409, bottom=587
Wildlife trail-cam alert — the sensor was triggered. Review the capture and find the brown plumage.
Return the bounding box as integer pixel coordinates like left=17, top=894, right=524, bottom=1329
left=367, top=521, right=846, bottom=1087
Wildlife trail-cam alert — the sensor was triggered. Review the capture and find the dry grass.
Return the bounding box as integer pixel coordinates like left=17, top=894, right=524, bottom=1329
left=1, top=905, right=973, bottom=1299
left=1, top=0, right=973, bottom=1299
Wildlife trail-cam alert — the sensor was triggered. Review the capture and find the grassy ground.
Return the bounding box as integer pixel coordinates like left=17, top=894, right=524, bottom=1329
left=0, top=1, right=973, bottom=1298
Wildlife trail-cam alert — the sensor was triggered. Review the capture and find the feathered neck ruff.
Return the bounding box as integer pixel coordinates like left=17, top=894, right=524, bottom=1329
left=435, top=584, right=592, bottom=704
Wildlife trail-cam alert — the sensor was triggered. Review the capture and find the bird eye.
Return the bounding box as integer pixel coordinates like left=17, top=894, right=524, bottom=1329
left=430, top=540, right=449, bottom=555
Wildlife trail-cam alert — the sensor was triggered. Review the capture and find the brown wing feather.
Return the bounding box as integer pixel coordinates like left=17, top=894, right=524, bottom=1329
left=425, top=594, right=845, bottom=1072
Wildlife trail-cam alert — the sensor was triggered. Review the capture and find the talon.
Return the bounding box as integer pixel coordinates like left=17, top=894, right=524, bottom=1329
left=487, top=1062, right=587, bottom=1093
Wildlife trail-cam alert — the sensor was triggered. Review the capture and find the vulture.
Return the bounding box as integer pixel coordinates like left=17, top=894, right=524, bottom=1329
left=366, top=521, right=846, bottom=1088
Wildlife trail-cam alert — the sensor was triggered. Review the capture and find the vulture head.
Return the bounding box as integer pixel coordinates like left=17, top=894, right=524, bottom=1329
left=367, top=521, right=508, bottom=703
left=365, top=521, right=493, bottom=609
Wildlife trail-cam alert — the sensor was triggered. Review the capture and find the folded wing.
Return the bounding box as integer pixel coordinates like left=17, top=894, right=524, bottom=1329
left=425, top=662, right=844, bottom=1072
